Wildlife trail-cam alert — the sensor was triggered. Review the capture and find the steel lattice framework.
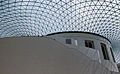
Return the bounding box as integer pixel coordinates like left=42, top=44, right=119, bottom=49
left=0, top=0, right=120, bottom=63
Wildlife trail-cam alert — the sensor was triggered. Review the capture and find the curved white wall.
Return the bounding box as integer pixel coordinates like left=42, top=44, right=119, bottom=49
left=0, top=36, right=119, bottom=74
left=48, top=32, right=118, bottom=72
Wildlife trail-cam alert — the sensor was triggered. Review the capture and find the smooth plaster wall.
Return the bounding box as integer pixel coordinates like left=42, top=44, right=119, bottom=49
left=0, top=37, right=119, bottom=74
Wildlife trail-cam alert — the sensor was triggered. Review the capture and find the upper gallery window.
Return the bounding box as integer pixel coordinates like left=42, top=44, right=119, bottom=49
left=66, top=39, right=72, bottom=44
left=110, top=48, right=116, bottom=62
left=85, top=40, right=95, bottom=49
left=101, top=43, right=109, bottom=60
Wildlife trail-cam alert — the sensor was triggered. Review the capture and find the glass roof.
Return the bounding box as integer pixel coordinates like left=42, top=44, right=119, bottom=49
left=0, top=0, right=120, bottom=63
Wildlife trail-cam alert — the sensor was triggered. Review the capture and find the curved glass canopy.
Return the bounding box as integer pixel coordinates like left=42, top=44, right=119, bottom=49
left=0, top=0, right=120, bottom=63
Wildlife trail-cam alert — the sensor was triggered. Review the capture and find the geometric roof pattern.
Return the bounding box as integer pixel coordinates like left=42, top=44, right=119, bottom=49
left=0, top=0, right=120, bottom=63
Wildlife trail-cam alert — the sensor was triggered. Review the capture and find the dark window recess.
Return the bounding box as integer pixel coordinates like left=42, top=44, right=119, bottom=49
left=66, top=39, right=72, bottom=44
left=110, top=48, right=116, bottom=62
left=101, top=43, right=109, bottom=60
left=85, top=40, right=95, bottom=49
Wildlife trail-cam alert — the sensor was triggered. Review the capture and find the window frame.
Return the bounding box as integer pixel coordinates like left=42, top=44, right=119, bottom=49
left=110, top=47, right=116, bottom=62
left=66, top=39, right=72, bottom=44
left=101, top=43, right=110, bottom=60
left=85, top=40, right=95, bottom=49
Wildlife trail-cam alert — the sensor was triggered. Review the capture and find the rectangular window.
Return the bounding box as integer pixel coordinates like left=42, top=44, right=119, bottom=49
left=85, top=40, right=95, bottom=49
left=110, top=48, right=116, bottom=62
left=66, top=39, right=71, bottom=44
left=101, top=43, right=109, bottom=60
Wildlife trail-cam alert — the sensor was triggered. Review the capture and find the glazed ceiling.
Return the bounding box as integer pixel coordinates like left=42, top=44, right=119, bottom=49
left=0, top=0, right=120, bottom=63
